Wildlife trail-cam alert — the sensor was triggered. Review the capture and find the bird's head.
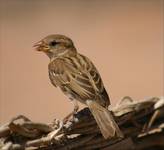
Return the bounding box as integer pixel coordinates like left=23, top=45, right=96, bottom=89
left=34, top=34, right=76, bottom=58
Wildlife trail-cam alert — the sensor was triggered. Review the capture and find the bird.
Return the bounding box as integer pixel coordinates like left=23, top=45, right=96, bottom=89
left=34, top=34, right=123, bottom=139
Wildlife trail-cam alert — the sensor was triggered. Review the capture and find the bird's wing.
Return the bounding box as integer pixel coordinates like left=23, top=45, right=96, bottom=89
left=79, top=55, right=110, bottom=106
left=48, top=56, right=104, bottom=100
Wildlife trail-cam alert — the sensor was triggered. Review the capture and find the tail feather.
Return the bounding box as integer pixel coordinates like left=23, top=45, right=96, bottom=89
left=86, top=100, right=123, bottom=139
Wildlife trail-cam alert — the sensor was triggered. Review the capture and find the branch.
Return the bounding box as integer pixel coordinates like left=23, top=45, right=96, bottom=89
left=0, top=96, right=164, bottom=150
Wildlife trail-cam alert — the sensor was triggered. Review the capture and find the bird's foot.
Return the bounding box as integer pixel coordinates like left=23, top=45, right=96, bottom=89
left=63, top=105, right=79, bottom=124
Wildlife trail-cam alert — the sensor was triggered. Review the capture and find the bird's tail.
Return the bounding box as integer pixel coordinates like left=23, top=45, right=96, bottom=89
left=86, top=100, right=123, bottom=139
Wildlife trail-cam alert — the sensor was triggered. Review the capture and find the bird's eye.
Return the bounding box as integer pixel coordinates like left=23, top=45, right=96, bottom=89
left=50, top=41, right=57, bottom=46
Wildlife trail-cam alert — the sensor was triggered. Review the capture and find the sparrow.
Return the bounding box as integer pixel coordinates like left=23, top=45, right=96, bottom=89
left=34, top=34, right=123, bottom=139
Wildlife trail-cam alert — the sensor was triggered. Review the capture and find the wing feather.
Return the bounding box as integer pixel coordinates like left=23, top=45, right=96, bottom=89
left=48, top=56, right=105, bottom=101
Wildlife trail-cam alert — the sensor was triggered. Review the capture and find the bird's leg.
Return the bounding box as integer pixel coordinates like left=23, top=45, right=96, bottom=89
left=63, top=100, right=79, bottom=123
left=72, top=99, right=79, bottom=114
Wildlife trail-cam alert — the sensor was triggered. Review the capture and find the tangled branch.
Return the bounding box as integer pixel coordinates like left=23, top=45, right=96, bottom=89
left=0, top=96, right=164, bottom=150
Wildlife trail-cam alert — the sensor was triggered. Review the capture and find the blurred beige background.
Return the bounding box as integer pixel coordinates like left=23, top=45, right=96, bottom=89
left=0, top=0, right=163, bottom=123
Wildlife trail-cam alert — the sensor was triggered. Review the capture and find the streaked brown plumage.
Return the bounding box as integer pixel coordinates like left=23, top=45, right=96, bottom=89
left=34, top=34, right=123, bottom=139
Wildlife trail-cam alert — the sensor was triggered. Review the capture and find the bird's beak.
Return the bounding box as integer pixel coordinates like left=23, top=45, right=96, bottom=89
left=33, top=40, right=43, bottom=51
left=33, top=40, right=49, bottom=52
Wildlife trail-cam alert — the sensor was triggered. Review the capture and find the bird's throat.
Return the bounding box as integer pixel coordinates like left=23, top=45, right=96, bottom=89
left=48, top=48, right=77, bottom=60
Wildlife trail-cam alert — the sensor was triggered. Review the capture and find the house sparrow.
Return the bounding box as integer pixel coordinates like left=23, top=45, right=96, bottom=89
left=34, top=34, right=123, bottom=139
